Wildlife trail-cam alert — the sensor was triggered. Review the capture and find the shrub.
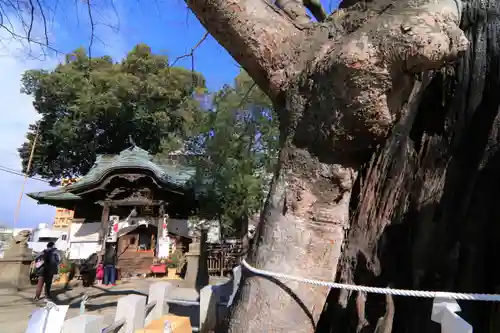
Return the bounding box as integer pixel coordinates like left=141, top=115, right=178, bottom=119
left=59, top=263, right=70, bottom=274
left=167, top=249, right=183, bottom=268
left=58, top=257, right=74, bottom=274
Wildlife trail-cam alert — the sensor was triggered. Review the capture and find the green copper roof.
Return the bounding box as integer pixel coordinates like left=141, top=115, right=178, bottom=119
left=65, top=146, right=196, bottom=193
left=26, top=188, right=81, bottom=209
left=27, top=145, right=198, bottom=206
left=27, top=188, right=81, bottom=201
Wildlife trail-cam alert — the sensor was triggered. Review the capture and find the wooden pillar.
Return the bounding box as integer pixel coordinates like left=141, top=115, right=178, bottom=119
left=151, top=233, right=156, bottom=254
left=100, top=202, right=110, bottom=254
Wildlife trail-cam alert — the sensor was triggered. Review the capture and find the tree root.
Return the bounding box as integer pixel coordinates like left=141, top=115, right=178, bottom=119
left=373, top=293, right=394, bottom=333
left=356, top=291, right=369, bottom=332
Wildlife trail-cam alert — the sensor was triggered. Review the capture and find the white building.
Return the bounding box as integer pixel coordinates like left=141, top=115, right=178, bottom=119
left=0, top=226, right=13, bottom=258
left=0, top=224, right=69, bottom=257
left=28, top=223, right=69, bottom=253
left=67, top=219, right=102, bottom=260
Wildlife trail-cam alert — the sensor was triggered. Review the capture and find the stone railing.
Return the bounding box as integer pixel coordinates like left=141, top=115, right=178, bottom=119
left=58, top=266, right=241, bottom=333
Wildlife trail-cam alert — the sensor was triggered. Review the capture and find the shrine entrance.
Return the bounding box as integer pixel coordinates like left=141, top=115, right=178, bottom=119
left=100, top=177, right=189, bottom=275
left=117, top=224, right=158, bottom=254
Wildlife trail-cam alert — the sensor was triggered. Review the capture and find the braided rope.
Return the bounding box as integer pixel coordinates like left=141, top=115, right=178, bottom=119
left=44, top=300, right=59, bottom=311
left=41, top=300, right=59, bottom=332
left=80, top=294, right=90, bottom=315
left=241, top=259, right=500, bottom=302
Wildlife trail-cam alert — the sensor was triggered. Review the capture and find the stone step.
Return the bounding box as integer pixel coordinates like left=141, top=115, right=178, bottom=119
left=118, top=256, right=154, bottom=275
left=118, top=251, right=154, bottom=258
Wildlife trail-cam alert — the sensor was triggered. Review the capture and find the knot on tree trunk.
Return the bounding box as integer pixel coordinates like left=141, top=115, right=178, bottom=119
left=285, top=1, right=468, bottom=163
left=283, top=146, right=357, bottom=225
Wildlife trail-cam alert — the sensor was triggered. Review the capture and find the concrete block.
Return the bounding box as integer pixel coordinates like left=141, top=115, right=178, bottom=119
left=145, top=282, right=174, bottom=325
left=62, top=314, right=104, bottom=333
left=212, top=279, right=233, bottom=304
left=199, top=285, right=217, bottom=333
left=0, top=257, right=32, bottom=289
left=27, top=304, right=69, bottom=333
left=114, top=294, right=147, bottom=333
left=431, top=298, right=473, bottom=333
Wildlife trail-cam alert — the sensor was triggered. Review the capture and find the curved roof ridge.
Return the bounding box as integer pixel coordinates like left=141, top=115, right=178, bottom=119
left=64, top=145, right=196, bottom=192
left=27, top=145, right=199, bottom=207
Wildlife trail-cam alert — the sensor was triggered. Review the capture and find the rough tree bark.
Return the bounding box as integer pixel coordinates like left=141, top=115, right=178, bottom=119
left=186, top=0, right=468, bottom=332
left=327, top=1, right=500, bottom=331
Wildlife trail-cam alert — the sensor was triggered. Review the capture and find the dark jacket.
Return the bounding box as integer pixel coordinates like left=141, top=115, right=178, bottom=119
left=36, top=248, right=59, bottom=276
left=103, top=247, right=117, bottom=266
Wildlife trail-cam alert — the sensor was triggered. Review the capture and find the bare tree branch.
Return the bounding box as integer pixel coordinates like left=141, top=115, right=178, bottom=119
left=0, top=0, right=59, bottom=59
left=25, top=0, right=35, bottom=40
left=85, top=0, right=94, bottom=59
left=185, top=0, right=306, bottom=101
left=0, top=19, right=61, bottom=54
left=108, top=0, right=120, bottom=28
left=35, top=0, right=48, bottom=45
left=167, top=31, right=209, bottom=111
left=171, top=31, right=208, bottom=67
left=49, top=0, right=60, bottom=27
left=0, top=0, right=120, bottom=62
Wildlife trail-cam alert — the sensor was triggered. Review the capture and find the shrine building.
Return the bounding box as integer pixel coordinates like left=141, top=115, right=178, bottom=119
left=27, top=145, right=205, bottom=274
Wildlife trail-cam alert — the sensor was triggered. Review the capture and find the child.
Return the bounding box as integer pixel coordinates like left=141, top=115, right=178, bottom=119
left=96, top=263, right=104, bottom=285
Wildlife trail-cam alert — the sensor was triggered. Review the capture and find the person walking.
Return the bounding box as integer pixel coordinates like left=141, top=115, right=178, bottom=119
left=103, top=244, right=117, bottom=286
left=34, top=242, right=60, bottom=301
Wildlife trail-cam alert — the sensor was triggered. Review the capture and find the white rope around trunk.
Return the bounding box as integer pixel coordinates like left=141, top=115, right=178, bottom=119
left=241, top=259, right=500, bottom=302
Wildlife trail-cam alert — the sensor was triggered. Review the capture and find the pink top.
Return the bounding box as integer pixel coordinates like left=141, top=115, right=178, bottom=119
left=96, top=264, right=104, bottom=279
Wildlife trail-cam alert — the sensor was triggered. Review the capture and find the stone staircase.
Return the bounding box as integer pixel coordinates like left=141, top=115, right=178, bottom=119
left=117, top=251, right=154, bottom=276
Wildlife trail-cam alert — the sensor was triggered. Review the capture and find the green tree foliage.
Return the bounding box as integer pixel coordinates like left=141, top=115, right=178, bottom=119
left=19, top=44, right=206, bottom=180
left=194, top=71, right=279, bottom=234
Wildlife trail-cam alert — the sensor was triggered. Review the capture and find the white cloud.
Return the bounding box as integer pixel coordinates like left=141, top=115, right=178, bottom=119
left=69, top=0, right=128, bottom=61
left=0, top=7, right=130, bottom=228
left=92, top=5, right=128, bottom=61
left=0, top=26, right=60, bottom=228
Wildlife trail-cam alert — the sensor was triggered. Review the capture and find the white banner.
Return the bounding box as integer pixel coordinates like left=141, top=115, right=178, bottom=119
left=106, top=215, right=119, bottom=243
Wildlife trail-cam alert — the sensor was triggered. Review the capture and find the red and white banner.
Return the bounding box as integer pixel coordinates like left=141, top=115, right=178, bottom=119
left=106, top=215, right=119, bottom=242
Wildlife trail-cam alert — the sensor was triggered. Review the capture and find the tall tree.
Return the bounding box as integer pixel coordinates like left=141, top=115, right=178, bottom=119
left=183, top=1, right=500, bottom=333
left=19, top=44, right=205, bottom=180
left=194, top=71, right=279, bottom=235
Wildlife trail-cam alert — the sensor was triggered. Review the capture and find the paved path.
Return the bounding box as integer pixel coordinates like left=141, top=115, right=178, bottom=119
left=0, top=277, right=225, bottom=332
left=0, top=278, right=163, bottom=333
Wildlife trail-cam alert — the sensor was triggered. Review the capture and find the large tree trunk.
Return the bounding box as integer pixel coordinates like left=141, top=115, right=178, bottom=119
left=328, top=1, right=500, bottom=331
left=185, top=0, right=468, bottom=332
left=226, top=145, right=356, bottom=332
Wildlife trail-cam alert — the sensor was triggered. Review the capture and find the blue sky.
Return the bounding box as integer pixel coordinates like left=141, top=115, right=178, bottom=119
left=0, top=0, right=337, bottom=228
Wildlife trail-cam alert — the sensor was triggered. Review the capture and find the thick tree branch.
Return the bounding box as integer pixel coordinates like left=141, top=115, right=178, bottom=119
left=185, top=0, right=306, bottom=101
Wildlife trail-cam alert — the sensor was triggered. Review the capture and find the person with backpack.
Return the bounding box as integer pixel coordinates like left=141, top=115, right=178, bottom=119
left=103, top=244, right=117, bottom=286
left=34, top=241, right=60, bottom=301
